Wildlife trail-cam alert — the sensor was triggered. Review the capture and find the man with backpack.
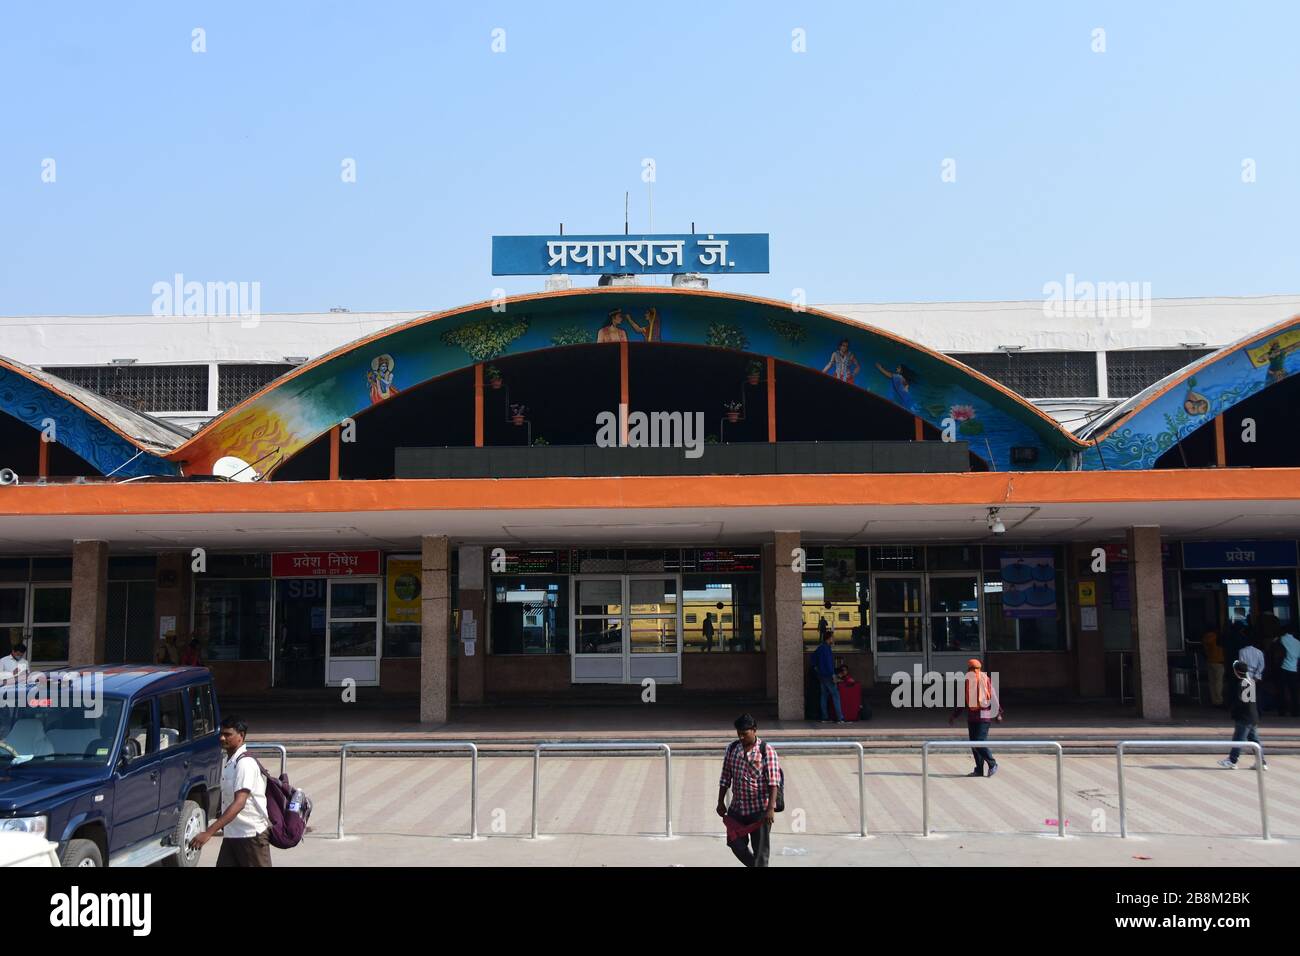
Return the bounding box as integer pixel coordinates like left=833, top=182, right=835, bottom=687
left=190, top=715, right=272, bottom=867
left=716, top=713, right=782, bottom=867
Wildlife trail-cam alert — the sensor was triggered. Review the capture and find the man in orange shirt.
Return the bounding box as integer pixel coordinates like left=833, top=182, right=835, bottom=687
left=948, top=658, right=1003, bottom=777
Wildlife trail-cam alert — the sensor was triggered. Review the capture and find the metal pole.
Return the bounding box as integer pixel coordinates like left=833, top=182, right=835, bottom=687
left=856, top=743, right=866, bottom=838
left=662, top=745, right=673, bottom=839
left=1256, top=747, right=1270, bottom=840
left=531, top=745, right=541, bottom=840
left=921, top=743, right=930, bottom=837
left=1117, top=742, right=1128, bottom=838
left=1055, top=744, right=1065, bottom=838
left=469, top=743, right=479, bottom=840
left=337, top=743, right=349, bottom=839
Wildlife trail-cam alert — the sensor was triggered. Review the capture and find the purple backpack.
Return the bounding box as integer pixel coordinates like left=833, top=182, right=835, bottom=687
left=236, top=753, right=312, bottom=849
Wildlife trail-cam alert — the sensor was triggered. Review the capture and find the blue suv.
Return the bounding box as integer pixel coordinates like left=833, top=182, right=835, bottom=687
left=0, top=666, right=222, bottom=867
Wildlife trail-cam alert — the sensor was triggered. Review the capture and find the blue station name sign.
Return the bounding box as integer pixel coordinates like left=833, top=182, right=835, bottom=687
left=491, top=233, right=770, bottom=276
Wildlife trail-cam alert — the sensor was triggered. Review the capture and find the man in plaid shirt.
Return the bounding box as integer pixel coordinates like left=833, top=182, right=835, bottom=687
left=716, top=713, right=781, bottom=866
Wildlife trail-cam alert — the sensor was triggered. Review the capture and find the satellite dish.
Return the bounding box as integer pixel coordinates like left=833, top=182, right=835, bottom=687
left=212, top=456, right=258, bottom=482
left=0, top=468, right=18, bottom=486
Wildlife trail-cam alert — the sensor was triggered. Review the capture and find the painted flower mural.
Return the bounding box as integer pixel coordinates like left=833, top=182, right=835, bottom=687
left=440, top=315, right=530, bottom=362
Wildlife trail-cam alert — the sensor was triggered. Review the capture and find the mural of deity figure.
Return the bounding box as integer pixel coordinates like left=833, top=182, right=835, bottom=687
left=876, top=362, right=917, bottom=410
left=597, top=309, right=629, bottom=344
left=823, top=338, right=860, bottom=384
left=368, top=354, right=399, bottom=404
left=624, top=306, right=660, bottom=342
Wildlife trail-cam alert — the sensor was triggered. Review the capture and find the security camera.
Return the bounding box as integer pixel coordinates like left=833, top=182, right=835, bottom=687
left=987, top=508, right=1005, bottom=535
left=0, top=468, right=19, bottom=486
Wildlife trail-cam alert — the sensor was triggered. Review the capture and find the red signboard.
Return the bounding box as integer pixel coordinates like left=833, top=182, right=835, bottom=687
left=272, top=551, right=381, bottom=577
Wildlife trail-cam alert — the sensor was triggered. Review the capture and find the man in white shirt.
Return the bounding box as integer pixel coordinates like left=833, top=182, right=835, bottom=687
left=1238, top=640, right=1266, bottom=681
left=0, top=643, right=29, bottom=681
left=190, top=715, right=271, bottom=866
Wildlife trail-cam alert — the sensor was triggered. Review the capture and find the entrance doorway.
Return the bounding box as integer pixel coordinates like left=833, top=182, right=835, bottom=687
left=571, top=574, right=681, bottom=684
left=0, top=582, right=72, bottom=666
left=871, top=572, right=982, bottom=680
left=1181, top=571, right=1298, bottom=645
left=273, top=577, right=382, bottom=688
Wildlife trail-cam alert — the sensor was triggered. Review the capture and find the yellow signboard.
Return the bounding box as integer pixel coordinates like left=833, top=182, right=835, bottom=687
left=386, top=557, right=422, bottom=624
left=1077, top=581, right=1096, bottom=607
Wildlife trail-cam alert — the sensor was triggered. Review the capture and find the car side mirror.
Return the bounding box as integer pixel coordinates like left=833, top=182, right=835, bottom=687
left=117, top=745, right=131, bottom=770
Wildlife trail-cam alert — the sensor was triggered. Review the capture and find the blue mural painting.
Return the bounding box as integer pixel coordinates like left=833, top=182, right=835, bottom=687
left=0, top=366, right=178, bottom=478
left=180, top=290, right=1083, bottom=474
left=1082, top=324, right=1300, bottom=470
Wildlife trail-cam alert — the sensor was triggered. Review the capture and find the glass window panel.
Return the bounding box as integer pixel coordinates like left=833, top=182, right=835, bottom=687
left=195, top=579, right=271, bottom=661
left=930, top=615, right=981, bottom=651
left=125, top=700, right=155, bottom=760
left=576, top=618, right=623, bottom=654
left=629, top=618, right=677, bottom=654
left=0, top=587, right=25, bottom=623
left=330, top=582, right=377, bottom=619
left=329, top=620, right=377, bottom=657
left=630, top=578, right=676, bottom=615
left=577, top=579, right=622, bottom=616
left=158, top=692, right=189, bottom=744
left=874, top=617, right=924, bottom=654
left=930, top=576, right=979, bottom=613
left=189, top=685, right=216, bottom=737
left=0, top=559, right=29, bottom=583
left=876, top=577, right=923, bottom=614
left=30, top=626, right=70, bottom=663
left=871, top=546, right=924, bottom=572
left=32, top=587, right=71, bottom=623
left=490, top=577, right=568, bottom=654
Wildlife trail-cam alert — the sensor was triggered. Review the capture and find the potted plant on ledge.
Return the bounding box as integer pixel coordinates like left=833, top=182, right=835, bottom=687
left=723, top=400, right=743, bottom=423
left=510, top=403, right=527, bottom=426
left=746, top=360, right=763, bottom=386
left=486, top=365, right=503, bottom=389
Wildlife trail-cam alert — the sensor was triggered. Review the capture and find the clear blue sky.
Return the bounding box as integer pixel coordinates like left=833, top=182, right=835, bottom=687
left=2, top=1, right=1297, bottom=314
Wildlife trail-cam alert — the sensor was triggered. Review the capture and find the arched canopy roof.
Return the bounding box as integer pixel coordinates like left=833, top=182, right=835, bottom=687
left=0, top=355, right=182, bottom=478
left=1079, top=313, right=1300, bottom=470
left=171, top=288, right=1086, bottom=476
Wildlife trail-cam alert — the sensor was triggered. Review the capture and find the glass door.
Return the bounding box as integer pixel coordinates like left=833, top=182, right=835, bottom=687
left=927, top=572, right=983, bottom=675
left=325, top=578, right=381, bottom=687
left=871, top=573, right=925, bottom=680
left=0, top=584, right=26, bottom=660
left=571, top=574, right=682, bottom=684
left=29, top=584, right=72, bottom=665
left=273, top=578, right=328, bottom=688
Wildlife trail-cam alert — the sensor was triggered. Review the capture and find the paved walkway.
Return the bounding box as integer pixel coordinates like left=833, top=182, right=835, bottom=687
left=209, top=751, right=1300, bottom=866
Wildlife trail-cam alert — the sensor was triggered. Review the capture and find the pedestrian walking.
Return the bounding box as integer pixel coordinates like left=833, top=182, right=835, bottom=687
left=810, top=629, right=845, bottom=723
left=948, top=658, right=1002, bottom=777
left=0, top=642, right=29, bottom=681
left=717, top=714, right=782, bottom=867
left=1218, top=660, right=1268, bottom=770
left=190, top=715, right=273, bottom=866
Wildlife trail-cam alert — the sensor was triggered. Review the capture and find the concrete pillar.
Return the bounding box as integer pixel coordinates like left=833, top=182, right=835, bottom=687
left=155, top=552, right=191, bottom=652
left=68, top=540, right=109, bottom=666
left=1127, top=525, right=1171, bottom=719
left=1069, top=542, right=1106, bottom=698
left=765, top=532, right=804, bottom=721
left=456, top=545, right=486, bottom=705
left=420, top=535, right=451, bottom=723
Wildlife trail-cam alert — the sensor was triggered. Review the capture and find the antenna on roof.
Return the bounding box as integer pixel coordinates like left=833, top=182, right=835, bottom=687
left=559, top=222, right=563, bottom=236
left=624, top=192, right=629, bottom=235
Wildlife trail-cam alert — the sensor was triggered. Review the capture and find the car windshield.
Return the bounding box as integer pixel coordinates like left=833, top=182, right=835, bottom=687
left=0, top=698, right=125, bottom=766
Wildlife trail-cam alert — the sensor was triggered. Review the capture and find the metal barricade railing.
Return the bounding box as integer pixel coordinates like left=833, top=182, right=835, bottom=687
left=921, top=740, right=1065, bottom=837
left=1116, top=739, right=1269, bottom=839
left=762, top=740, right=867, bottom=837
left=336, top=742, right=479, bottom=840
left=532, top=743, right=671, bottom=839
left=246, top=743, right=287, bottom=777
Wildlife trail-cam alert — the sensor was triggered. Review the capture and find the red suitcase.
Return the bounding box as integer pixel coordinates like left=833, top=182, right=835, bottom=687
left=838, top=679, right=862, bottom=721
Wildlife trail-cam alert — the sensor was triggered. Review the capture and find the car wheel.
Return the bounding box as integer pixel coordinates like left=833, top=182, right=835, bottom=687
left=60, top=838, right=104, bottom=868
left=165, top=800, right=206, bottom=867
